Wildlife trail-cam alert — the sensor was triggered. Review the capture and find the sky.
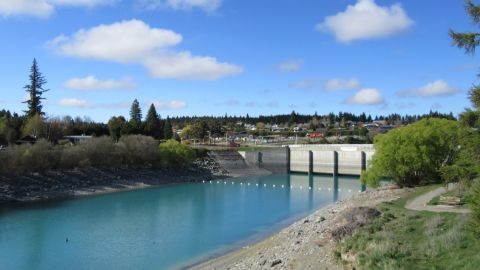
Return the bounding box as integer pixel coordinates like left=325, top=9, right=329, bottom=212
left=0, top=0, right=478, bottom=122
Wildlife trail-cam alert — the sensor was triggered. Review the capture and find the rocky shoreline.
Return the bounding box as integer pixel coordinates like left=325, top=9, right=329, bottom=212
left=0, top=157, right=230, bottom=204
left=192, top=186, right=408, bottom=270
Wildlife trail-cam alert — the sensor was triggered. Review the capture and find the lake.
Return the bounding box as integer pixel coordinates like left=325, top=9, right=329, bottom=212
left=0, top=173, right=364, bottom=270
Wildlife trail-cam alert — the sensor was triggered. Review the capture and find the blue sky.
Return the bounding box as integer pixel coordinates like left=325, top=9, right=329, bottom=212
left=0, top=0, right=477, bottom=122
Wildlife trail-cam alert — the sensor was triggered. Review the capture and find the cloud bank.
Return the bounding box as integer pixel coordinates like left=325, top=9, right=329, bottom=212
left=0, top=0, right=116, bottom=18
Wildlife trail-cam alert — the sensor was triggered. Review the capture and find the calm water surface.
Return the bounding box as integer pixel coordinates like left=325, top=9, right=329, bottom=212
left=0, top=173, right=364, bottom=270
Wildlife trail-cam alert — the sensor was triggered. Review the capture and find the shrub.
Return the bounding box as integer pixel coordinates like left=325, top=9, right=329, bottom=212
left=363, top=118, right=461, bottom=187
left=117, top=135, right=159, bottom=167
left=77, top=136, right=118, bottom=168
left=158, top=140, right=196, bottom=169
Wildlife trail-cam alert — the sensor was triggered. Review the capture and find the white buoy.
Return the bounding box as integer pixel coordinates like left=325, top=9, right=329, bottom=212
left=348, top=189, right=352, bottom=193
left=240, top=183, right=243, bottom=185
left=264, top=184, right=267, bottom=187
left=338, top=188, right=341, bottom=192
left=328, top=188, right=331, bottom=191
left=273, top=184, right=276, bottom=188
left=281, top=185, right=284, bottom=188
left=248, top=183, right=251, bottom=186
left=308, top=186, right=312, bottom=190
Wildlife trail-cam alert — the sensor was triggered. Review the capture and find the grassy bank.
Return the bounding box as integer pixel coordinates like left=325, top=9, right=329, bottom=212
left=336, top=185, right=480, bottom=269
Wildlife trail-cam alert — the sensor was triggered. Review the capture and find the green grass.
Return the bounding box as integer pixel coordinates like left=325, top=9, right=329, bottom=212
left=336, top=185, right=480, bottom=270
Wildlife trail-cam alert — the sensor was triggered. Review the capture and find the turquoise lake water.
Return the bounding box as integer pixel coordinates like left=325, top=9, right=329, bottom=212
left=0, top=173, right=363, bottom=270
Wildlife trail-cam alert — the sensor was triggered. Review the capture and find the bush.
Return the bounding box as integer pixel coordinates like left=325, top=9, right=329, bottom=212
left=158, top=140, right=196, bottom=169
left=76, top=136, right=118, bottom=168
left=117, top=135, right=159, bottom=167
left=363, top=118, right=461, bottom=187
left=468, top=178, right=480, bottom=236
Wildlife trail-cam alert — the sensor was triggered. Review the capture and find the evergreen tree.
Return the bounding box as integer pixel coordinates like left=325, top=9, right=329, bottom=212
left=144, top=103, right=161, bottom=139
left=23, top=59, right=49, bottom=117
left=164, top=117, right=173, bottom=139
left=288, top=110, right=297, bottom=127
left=129, top=99, right=142, bottom=132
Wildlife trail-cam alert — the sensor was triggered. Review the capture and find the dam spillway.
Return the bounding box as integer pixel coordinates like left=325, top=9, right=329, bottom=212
left=240, top=144, right=375, bottom=176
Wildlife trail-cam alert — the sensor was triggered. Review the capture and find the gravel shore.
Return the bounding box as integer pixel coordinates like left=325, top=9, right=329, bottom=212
left=192, top=186, right=408, bottom=270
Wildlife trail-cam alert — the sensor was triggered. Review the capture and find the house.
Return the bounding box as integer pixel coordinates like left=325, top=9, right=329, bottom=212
left=64, top=135, right=92, bottom=144
left=15, top=135, right=37, bottom=145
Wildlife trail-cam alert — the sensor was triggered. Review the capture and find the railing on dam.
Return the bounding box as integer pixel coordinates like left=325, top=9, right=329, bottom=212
left=240, top=144, right=375, bottom=176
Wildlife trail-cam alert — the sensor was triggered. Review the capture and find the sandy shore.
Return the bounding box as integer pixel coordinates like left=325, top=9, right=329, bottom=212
left=191, top=187, right=408, bottom=270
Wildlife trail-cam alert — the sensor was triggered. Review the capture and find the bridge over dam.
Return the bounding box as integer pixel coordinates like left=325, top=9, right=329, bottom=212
left=238, top=144, right=375, bottom=176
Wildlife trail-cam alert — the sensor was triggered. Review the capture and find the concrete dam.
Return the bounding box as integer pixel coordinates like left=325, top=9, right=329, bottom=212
left=239, top=144, right=375, bottom=176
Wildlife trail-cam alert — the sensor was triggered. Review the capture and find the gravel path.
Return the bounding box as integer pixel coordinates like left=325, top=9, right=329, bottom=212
left=191, top=187, right=407, bottom=270
left=405, top=184, right=471, bottom=214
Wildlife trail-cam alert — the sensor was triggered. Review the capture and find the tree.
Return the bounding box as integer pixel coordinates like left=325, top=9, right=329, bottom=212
left=22, top=113, right=45, bottom=138
left=450, top=1, right=480, bottom=236
left=108, top=116, right=127, bottom=141
left=362, top=118, right=461, bottom=187
left=129, top=99, right=142, bottom=132
left=190, top=120, right=208, bottom=142
left=144, top=104, right=162, bottom=139
left=288, top=110, right=297, bottom=127
left=164, top=117, right=173, bottom=139
left=23, top=59, right=49, bottom=117
left=158, top=139, right=195, bottom=169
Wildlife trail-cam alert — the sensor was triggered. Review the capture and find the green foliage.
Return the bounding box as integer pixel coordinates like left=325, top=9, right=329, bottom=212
left=108, top=116, right=127, bottom=141
left=23, top=58, right=48, bottom=117
left=76, top=136, right=118, bottom=167
left=468, top=179, right=480, bottom=236
left=22, top=114, right=45, bottom=138
left=144, top=104, right=162, bottom=139
left=364, top=118, right=461, bottom=187
left=129, top=99, right=142, bottom=132
left=158, top=140, right=195, bottom=169
left=163, top=117, right=173, bottom=139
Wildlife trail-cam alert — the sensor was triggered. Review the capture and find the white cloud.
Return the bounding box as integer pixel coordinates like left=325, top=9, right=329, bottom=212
left=151, top=100, right=187, bottom=110
left=397, top=80, right=460, bottom=97
left=50, top=20, right=182, bottom=63
left=344, top=88, right=384, bottom=105
left=64, top=76, right=136, bottom=91
left=316, top=0, right=413, bottom=43
left=0, top=0, right=115, bottom=18
left=289, top=79, right=318, bottom=90
left=59, top=98, right=92, bottom=108
left=48, top=19, right=242, bottom=80
left=277, top=60, right=302, bottom=72
left=58, top=99, right=137, bottom=109
left=143, top=52, right=242, bottom=80
left=136, top=0, right=222, bottom=12
left=324, top=78, right=360, bottom=91
left=0, top=0, right=54, bottom=18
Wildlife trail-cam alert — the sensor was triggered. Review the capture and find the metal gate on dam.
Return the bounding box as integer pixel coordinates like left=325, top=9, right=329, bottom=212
left=239, top=144, right=375, bottom=176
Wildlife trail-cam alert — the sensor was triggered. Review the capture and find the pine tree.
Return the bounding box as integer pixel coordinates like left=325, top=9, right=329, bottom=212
left=164, top=117, right=173, bottom=139
left=23, top=58, right=49, bottom=117
left=450, top=0, right=480, bottom=111
left=129, top=99, right=142, bottom=132
left=144, top=103, right=161, bottom=139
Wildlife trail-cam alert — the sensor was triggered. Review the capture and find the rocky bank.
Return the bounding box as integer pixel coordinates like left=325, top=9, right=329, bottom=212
left=0, top=157, right=230, bottom=204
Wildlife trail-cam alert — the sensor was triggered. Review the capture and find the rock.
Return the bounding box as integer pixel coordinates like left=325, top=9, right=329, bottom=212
left=271, top=259, right=282, bottom=267
left=303, top=219, right=310, bottom=223
left=259, top=259, right=267, bottom=266
left=319, top=216, right=326, bottom=222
